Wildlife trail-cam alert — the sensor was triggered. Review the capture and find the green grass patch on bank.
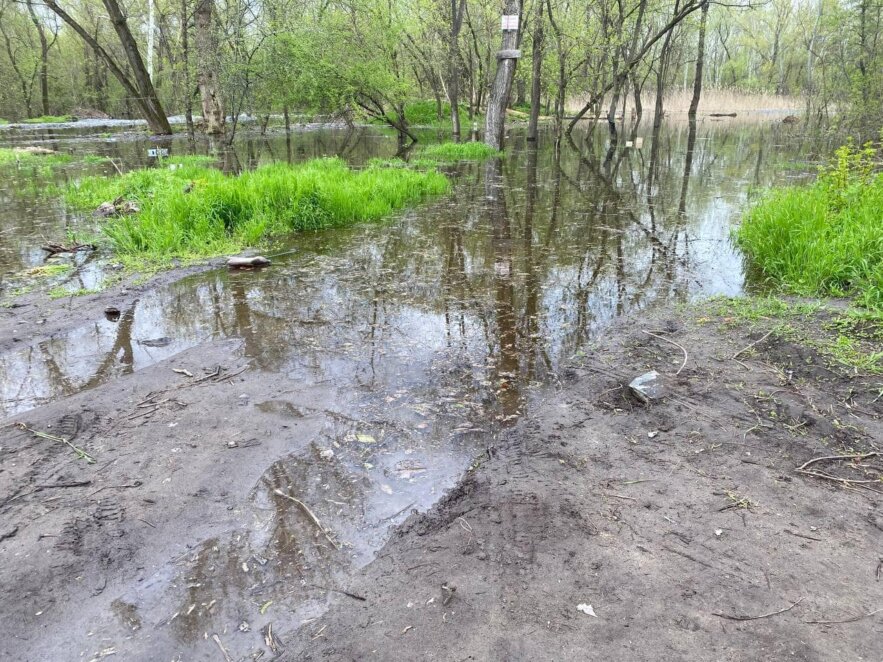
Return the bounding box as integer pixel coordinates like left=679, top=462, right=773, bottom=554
left=22, top=114, right=76, bottom=124
left=736, top=142, right=883, bottom=309
left=66, top=156, right=450, bottom=259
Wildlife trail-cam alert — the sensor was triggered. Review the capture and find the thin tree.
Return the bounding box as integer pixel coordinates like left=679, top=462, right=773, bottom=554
left=687, top=0, right=709, bottom=121
left=42, top=0, right=172, bottom=134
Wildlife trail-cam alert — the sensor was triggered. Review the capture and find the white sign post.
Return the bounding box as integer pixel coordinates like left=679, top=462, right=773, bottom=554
left=501, top=15, right=519, bottom=31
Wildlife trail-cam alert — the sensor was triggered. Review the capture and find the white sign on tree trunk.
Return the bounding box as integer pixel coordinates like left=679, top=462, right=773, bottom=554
left=501, top=15, right=519, bottom=31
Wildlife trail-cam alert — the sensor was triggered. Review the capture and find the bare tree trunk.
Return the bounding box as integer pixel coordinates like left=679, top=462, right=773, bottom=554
left=195, top=0, right=225, bottom=136
left=484, top=0, right=521, bottom=150
left=448, top=0, right=466, bottom=139
left=26, top=0, right=50, bottom=115
left=527, top=0, right=544, bottom=141
left=44, top=0, right=172, bottom=134
left=180, top=0, right=195, bottom=138
left=687, top=1, right=709, bottom=121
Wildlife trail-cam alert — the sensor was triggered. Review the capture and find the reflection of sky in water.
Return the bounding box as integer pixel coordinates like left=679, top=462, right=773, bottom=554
left=0, top=123, right=825, bottom=419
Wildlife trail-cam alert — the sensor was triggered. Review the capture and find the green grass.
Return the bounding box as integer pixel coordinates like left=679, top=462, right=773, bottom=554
left=416, top=142, right=502, bottom=162
left=22, top=114, right=76, bottom=124
left=48, top=285, right=99, bottom=299
left=65, top=156, right=450, bottom=260
left=0, top=118, right=8, bottom=125
left=736, top=142, right=883, bottom=309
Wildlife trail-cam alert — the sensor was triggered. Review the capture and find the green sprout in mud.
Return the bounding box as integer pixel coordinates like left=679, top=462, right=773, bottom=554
left=722, top=490, right=756, bottom=512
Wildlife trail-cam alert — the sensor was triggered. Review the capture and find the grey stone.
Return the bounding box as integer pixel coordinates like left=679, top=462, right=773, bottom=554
left=629, top=371, right=664, bottom=403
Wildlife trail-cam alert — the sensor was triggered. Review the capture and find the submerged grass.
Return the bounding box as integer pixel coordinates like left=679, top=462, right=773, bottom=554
left=66, top=156, right=449, bottom=259
left=417, top=142, right=502, bottom=161
left=736, top=142, right=883, bottom=309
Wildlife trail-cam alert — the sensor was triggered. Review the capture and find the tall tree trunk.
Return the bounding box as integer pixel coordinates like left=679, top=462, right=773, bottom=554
left=44, top=0, right=172, bottom=134
left=484, top=0, right=521, bottom=150
left=527, top=0, right=544, bottom=141
left=448, top=0, right=466, bottom=139
left=195, top=0, right=225, bottom=136
left=687, top=1, right=709, bottom=121
left=26, top=0, right=50, bottom=115
left=180, top=0, right=195, bottom=138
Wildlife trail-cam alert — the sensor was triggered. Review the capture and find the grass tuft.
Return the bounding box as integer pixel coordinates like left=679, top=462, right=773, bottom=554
left=66, top=156, right=449, bottom=259
left=736, top=141, right=883, bottom=309
left=416, top=142, right=502, bottom=162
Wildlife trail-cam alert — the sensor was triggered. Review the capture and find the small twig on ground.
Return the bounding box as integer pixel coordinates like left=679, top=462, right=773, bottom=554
left=211, top=633, right=234, bottom=662
left=641, top=330, right=688, bottom=375
left=595, top=492, right=638, bottom=502
left=803, top=608, right=881, bottom=625
left=36, top=480, right=92, bottom=489
left=273, top=489, right=340, bottom=549
left=381, top=502, right=416, bottom=522
left=732, top=330, right=775, bottom=360
left=310, top=585, right=367, bottom=601
left=713, top=597, right=804, bottom=621
left=15, top=423, right=95, bottom=464
left=784, top=529, right=823, bottom=542
left=795, top=452, right=881, bottom=488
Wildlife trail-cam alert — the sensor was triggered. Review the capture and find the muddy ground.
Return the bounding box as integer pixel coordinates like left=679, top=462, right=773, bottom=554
left=2, top=278, right=881, bottom=661
left=286, top=308, right=883, bottom=660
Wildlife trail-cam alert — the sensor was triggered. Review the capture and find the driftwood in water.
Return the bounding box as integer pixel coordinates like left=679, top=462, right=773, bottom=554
left=708, top=113, right=737, bottom=117
left=41, top=242, right=95, bottom=255
left=227, top=256, right=271, bottom=269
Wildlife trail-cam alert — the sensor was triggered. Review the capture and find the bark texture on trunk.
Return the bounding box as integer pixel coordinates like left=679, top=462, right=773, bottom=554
left=687, top=1, right=709, bottom=120
left=484, top=0, right=521, bottom=150
left=447, top=0, right=466, bottom=138
left=527, top=0, right=544, bottom=141
left=195, top=0, right=225, bottom=136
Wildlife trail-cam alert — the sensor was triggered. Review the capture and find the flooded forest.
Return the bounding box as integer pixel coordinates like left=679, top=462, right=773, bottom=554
left=1, top=0, right=882, bottom=660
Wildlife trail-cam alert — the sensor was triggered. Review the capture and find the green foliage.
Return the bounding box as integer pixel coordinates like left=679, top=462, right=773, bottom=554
left=736, top=141, right=883, bottom=309
left=22, top=115, right=76, bottom=124
left=66, top=157, right=450, bottom=259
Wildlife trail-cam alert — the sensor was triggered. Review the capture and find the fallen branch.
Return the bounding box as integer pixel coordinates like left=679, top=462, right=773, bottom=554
left=795, top=452, right=881, bottom=488
left=15, top=422, right=95, bottom=464
left=732, top=330, right=775, bottom=360
left=803, top=608, right=881, bottom=625
left=713, top=597, right=804, bottom=621
left=641, top=330, right=688, bottom=375
left=40, top=242, right=95, bottom=255
left=273, top=488, right=340, bottom=549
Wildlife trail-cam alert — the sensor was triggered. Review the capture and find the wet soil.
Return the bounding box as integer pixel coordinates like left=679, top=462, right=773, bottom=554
left=3, top=289, right=881, bottom=660
left=285, top=308, right=883, bottom=661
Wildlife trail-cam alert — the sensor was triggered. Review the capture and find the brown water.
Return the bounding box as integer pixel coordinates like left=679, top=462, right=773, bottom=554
left=0, top=120, right=824, bottom=659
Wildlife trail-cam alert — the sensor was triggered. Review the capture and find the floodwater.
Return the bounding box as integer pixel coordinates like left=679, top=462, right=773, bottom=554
left=0, top=120, right=821, bottom=419
left=0, top=119, right=823, bottom=658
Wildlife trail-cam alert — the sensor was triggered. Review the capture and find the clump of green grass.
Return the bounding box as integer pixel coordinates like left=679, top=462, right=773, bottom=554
left=22, top=114, right=76, bottom=124
left=702, top=295, right=822, bottom=325
left=417, top=142, right=502, bottom=162
left=66, top=156, right=449, bottom=259
left=736, top=141, right=883, bottom=309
